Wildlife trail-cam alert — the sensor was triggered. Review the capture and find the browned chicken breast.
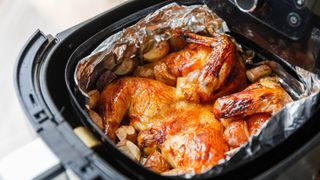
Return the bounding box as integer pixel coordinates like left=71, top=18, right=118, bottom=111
left=134, top=33, right=247, bottom=102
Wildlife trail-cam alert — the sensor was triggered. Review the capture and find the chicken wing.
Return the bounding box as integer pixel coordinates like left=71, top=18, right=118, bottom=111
left=213, top=77, right=292, bottom=119
left=134, top=32, right=247, bottom=102
left=214, top=77, right=291, bottom=148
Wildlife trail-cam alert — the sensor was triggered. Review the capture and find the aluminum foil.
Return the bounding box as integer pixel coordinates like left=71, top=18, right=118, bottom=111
left=75, top=3, right=228, bottom=93
left=74, top=3, right=320, bottom=178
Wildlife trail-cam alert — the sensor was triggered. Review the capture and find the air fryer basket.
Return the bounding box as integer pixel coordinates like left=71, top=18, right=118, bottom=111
left=65, top=0, right=320, bottom=179
left=13, top=0, right=320, bottom=179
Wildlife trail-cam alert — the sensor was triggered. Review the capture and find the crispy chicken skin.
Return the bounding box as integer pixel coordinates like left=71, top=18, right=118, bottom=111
left=138, top=102, right=228, bottom=173
left=247, top=113, right=271, bottom=135
left=213, top=77, right=292, bottom=120
left=214, top=77, right=291, bottom=148
left=99, top=77, right=228, bottom=173
left=223, top=119, right=249, bottom=148
left=134, top=33, right=247, bottom=102
left=99, top=77, right=176, bottom=142
left=222, top=114, right=270, bottom=148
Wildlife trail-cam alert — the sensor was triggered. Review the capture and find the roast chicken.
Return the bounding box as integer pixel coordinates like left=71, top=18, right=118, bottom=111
left=97, top=76, right=292, bottom=174
left=134, top=32, right=247, bottom=102
left=93, top=33, right=293, bottom=174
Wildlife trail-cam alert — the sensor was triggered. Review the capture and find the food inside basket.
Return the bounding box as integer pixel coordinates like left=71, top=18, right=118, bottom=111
left=76, top=3, right=298, bottom=176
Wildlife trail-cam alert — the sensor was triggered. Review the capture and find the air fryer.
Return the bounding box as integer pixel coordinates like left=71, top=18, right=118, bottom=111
left=14, top=0, right=320, bottom=179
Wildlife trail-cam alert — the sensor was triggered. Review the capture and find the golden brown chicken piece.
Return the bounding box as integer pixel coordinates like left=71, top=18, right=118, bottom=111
left=214, top=77, right=291, bottom=148
left=213, top=77, right=292, bottom=120
left=246, top=113, right=271, bottom=135
left=222, top=114, right=270, bottom=148
left=223, top=119, right=249, bottom=148
left=99, top=77, right=228, bottom=174
left=99, top=77, right=176, bottom=142
left=134, top=33, right=247, bottom=102
left=138, top=101, right=228, bottom=173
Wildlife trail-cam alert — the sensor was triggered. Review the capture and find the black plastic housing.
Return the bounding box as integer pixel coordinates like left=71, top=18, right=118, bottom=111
left=15, top=0, right=320, bottom=179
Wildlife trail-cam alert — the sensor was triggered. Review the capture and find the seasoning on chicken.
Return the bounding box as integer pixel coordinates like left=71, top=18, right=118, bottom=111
left=222, top=114, right=271, bottom=149
left=99, top=77, right=228, bottom=174
left=214, top=77, right=292, bottom=148
left=223, top=119, right=249, bottom=148
left=213, top=77, right=292, bottom=119
left=99, top=77, right=176, bottom=142
left=134, top=32, right=247, bottom=102
left=246, top=113, right=271, bottom=135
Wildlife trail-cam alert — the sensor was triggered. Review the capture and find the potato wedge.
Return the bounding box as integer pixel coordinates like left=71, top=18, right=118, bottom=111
left=140, top=157, right=147, bottom=165
left=246, top=65, right=272, bottom=83
left=88, top=110, right=104, bottom=130
left=169, top=35, right=186, bottom=51
left=114, top=58, right=136, bottom=76
left=133, top=63, right=155, bottom=79
left=115, top=125, right=137, bottom=143
left=95, top=70, right=117, bottom=91
left=87, top=89, right=100, bottom=109
left=117, top=140, right=141, bottom=162
left=143, top=41, right=170, bottom=62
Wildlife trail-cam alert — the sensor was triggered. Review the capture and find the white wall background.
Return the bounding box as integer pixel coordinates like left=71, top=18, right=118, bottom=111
left=0, top=0, right=126, bottom=160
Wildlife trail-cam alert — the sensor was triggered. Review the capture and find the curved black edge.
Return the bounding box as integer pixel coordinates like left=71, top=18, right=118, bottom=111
left=13, top=29, right=51, bottom=132
left=14, top=1, right=320, bottom=180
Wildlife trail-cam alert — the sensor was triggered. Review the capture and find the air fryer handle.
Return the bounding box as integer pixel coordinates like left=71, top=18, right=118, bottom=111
left=14, top=30, right=56, bottom=132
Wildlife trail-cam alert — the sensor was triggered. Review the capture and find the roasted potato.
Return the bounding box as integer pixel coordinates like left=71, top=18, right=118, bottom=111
left=115, top=125, right=137, bottom=143
left=143, top=41, right=170, bottom=62
left=169, top=35, right=186, bottom=51
left=246, top=65, right=272, bottom=83
left=88, top=110, right=104, bottom=130
left=133, top=63, right=155, bottom=79
left=117, top=140, right=141, bottom=162
left=114, top=58, right=136, bottom=76
left=87, top=89, right=100, bottom=109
